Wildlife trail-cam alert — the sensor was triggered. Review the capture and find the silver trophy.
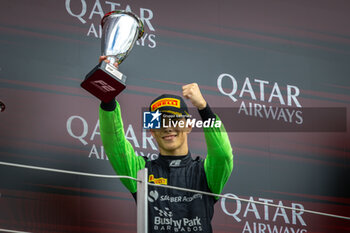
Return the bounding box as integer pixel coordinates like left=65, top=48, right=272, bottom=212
left=81, top=11, right=144, bottom=102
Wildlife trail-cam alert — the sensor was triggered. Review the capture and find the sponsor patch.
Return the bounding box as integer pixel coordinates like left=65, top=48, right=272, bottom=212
left=151, top=98, right=180, bottom=111
left=149, top=174, right=168, bottom=185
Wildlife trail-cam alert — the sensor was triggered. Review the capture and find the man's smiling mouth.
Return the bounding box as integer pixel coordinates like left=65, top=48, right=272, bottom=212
left=162, top=135, right=177, bottom=140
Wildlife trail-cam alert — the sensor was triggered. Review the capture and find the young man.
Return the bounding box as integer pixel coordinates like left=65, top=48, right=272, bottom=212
left=99, top=57, right=233, bottom=233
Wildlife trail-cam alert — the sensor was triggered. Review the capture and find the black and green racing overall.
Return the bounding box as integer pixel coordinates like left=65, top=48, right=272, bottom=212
left=99, top=100, right=233, bottom=233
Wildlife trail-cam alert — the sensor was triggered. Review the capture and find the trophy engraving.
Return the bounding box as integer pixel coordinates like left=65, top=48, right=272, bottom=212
left=81, top=11, right=144, bottom=102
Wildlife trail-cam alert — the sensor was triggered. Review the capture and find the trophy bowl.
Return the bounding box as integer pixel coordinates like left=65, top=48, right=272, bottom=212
left=81, top=11, right=144, bottom=102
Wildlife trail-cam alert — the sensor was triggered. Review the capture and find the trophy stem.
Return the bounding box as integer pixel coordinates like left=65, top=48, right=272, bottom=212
left=107, top=56, right=118, bottom=67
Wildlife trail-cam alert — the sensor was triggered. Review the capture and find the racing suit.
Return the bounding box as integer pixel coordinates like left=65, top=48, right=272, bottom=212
left=99, top=100, right=233, bottom=233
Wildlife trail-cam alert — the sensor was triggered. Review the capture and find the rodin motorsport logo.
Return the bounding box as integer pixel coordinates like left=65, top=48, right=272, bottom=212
left=143, top=110, right=221, bottom=129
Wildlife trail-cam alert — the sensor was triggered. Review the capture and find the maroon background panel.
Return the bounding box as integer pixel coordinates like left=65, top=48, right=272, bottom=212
left=0, top=0, right=349, bottom=232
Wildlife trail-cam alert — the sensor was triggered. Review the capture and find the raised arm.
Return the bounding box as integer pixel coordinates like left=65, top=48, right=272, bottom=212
left=99, top=99, right=145, bottom=193
left=182, top=83, right=233, bottom=197
left=202, top=111, right=233, bottom=197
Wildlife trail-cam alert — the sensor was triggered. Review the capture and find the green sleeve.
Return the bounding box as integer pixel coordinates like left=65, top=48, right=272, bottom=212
left=204, top=116, right=233, bottom=199
left=99, top=100, right=146, bottom=193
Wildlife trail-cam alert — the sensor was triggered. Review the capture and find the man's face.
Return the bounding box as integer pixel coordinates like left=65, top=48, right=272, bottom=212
left=150, top=116, right=191, bottom=155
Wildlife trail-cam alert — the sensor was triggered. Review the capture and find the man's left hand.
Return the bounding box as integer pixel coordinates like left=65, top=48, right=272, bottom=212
left=182, top=83, right=207, bottom=110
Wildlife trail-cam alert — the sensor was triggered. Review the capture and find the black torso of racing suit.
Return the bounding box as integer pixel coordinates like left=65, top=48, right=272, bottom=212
left=132, top=152, right=216, bottom=233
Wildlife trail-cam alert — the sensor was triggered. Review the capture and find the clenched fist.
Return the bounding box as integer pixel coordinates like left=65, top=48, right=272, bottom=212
left=182, top=83, right=207, bottom=110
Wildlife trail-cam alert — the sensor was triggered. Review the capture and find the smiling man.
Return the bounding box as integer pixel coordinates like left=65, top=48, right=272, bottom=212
left=148, top=93, right=193, bottom=156
left=99, top=81, right=233, bottom=233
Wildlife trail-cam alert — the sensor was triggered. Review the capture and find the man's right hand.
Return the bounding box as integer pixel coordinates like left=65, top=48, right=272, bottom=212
left=99, top=56, right=119, bottom=68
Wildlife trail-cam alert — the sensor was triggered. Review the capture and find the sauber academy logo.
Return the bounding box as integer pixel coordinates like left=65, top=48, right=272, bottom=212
left=148, top=190, right=159, bottom=202
left=65, top=0, right=157, bottom=48
left=148, top=190, right=203, bottom=203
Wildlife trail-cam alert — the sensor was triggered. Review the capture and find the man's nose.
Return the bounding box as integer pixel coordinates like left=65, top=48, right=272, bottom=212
left=162, top=127, right=174, bottom=133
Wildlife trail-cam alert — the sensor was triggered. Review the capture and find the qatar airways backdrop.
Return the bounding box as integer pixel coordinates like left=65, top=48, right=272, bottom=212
left=0, top=0, right=349, bottom=232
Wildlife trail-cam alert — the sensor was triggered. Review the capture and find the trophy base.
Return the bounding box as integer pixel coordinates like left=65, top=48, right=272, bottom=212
left=81, top=61, right=127, bottom=102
